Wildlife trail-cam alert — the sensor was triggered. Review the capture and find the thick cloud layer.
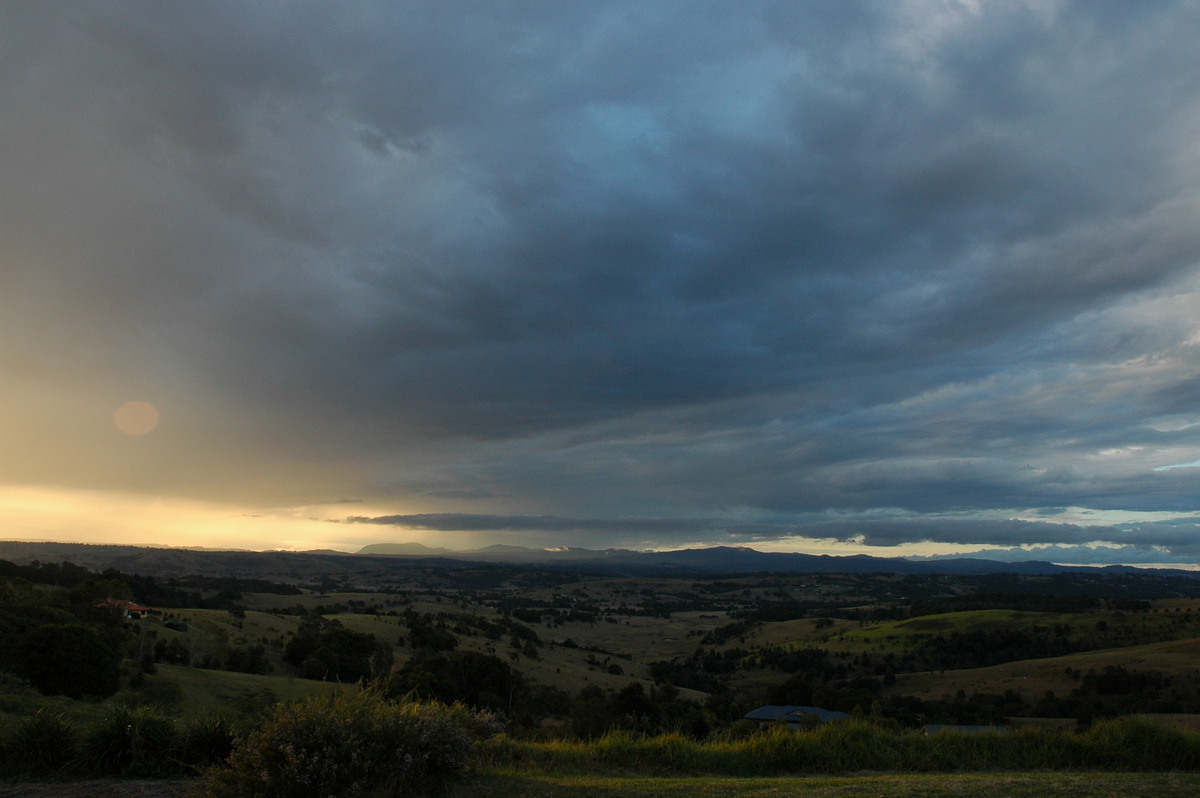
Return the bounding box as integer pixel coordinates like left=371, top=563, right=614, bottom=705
left=4, top=1, right=1200, bottom=560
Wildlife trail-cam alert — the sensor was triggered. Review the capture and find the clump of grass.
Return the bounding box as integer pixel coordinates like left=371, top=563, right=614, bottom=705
left=724, top=724, right=819, bottom=775
left=640, top=731, right=704, bottom=772
left=80, top=704, right=180, bottom=776
left=180, top=713, right=236, bottom=769
left=907, top=725, right=1017, bottom=772
left=812, top=719, right=905, bottom=772
left=7, top=709, right=78, bottom=775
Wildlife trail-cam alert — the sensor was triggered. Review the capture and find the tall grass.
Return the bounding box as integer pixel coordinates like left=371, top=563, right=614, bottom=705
left=4, top=710, right=1197, bottom=781
left=180, top=713, right=237, bottom=769
left=476, top=718, right=1200, bottom=776
left=6, top=710, right=78, bottom=775
left=0, top=706, right=237, bottom=778
left=81, top=705, right=179, bottom=776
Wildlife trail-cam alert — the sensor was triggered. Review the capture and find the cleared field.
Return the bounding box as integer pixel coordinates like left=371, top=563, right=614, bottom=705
left=142, top=663, right=347, bottom=720
left=547, top=611, right=720, bottom=660
left=887, top=636, right=1200, bottom=700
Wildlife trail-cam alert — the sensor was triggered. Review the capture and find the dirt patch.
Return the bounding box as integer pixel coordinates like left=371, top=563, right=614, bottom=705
left=0, top=779, right=198, bottom=797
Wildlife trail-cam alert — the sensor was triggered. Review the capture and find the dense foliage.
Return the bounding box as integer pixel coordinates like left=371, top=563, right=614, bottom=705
left=0, top=573, right=128, bottom=699
left=283, top=612, right=393, bottom=682
left=200, top=690, right=498, bottom=798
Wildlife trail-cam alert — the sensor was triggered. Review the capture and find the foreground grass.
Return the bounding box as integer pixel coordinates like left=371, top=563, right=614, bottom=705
left=448, top=771, right=1200, bottom=798
left=476, top=718, right=1200, bottom=775
left=3, top=772, right=1198, bottom=798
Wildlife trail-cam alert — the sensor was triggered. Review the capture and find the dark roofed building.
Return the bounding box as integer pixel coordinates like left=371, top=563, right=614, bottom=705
left=744, top=705, right=850, bottom=728
left=922, top=724, right=1007, bottom=735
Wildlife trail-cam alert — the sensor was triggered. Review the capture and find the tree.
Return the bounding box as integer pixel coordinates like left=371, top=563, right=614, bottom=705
left=17, top=623, right=121, bottom=698
left=387, top=650, right=524, bottom=714
left=284, top=613, right=387, bottom=682
left=570, top=684, right=614, bottom=738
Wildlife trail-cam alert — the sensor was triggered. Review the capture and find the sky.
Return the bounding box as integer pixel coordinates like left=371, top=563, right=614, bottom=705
left=4, top=1, right=1200, bottom=566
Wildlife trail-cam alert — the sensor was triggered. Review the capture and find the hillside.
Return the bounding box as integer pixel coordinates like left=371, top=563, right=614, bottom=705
left=4, top=543, right=1200, bottom=738
left=888, top=636, right=1200, bottom=703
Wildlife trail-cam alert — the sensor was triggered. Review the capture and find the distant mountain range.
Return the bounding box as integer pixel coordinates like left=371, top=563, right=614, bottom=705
left=0, top=539, right=1192, bottom=580
left=354, top=542, right=1194, bottom=577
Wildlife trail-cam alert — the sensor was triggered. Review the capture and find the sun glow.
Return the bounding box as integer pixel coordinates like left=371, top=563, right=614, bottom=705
left=114, top=401, right=160, bottom=436
left=0, top=484, right=386, bottom=552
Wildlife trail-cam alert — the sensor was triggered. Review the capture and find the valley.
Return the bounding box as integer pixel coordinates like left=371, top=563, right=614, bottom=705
left=3, top=541, right=1199, bottom=732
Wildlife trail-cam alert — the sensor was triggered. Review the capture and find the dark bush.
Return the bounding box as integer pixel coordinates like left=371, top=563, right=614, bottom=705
left=201, top=688, right=498, bottom=797
left=16, top=623, right=121, bottom=698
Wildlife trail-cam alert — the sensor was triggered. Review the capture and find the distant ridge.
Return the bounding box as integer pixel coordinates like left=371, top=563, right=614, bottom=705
left=350, top=542, right=1198, bottom=577
left=0, top=539, right=1193, bottom=580
left=358, top=542, right=453, bottom=556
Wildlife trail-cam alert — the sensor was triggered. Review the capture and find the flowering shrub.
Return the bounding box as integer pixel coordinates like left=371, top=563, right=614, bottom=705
left=201, top=689, right=498, bottom=797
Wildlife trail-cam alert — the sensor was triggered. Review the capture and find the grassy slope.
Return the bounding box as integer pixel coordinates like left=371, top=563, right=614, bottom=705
left=742, top=607, right=1200, bottom=655
left=722, top=605, right=1200, bottom=702
left=170, top=594, right=718, bottom=699
left=145, top=663, right=347, bottom=720
left=887, top=636, right=1200, bottom=701
left=10, top=590, right=1200, bottom=737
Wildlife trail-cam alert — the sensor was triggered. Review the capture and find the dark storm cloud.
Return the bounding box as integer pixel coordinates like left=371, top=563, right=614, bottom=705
left=6, top=1, right=1200, bottom=558
left=343, top=512, right=1181, bottom=553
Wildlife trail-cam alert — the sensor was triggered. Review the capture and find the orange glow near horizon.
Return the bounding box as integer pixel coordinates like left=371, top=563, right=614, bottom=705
left=0, top=485, right=426, bottom=553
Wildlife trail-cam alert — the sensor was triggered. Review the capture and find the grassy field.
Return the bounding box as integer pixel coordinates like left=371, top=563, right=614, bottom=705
left=713, top=604, right=1200, bottom=703
left=0, top=664, right=349, bottom=733
left=141, top=663, right=348, bottom=720
left=887, top=636, right=1200, bottom=701
left=739, top=607, right=1200, bottom=656
left=137, top=591, right=1200, bottom=721
left=446, top=771, right=1200, bottom=798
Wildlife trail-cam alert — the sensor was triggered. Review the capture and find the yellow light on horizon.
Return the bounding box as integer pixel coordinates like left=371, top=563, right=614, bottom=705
left=0, top=485, right=431, bottom=553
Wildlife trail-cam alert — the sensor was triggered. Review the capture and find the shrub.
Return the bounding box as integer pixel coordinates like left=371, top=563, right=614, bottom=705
left=200, top=688, right=498, bottom=798
left=81, top=705, right=180, bottom=776
left=8, top=710, right=78, bottom=774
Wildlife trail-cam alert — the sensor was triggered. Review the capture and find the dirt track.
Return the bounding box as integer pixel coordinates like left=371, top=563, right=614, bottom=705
left=0, top=780, right=197, bottom=797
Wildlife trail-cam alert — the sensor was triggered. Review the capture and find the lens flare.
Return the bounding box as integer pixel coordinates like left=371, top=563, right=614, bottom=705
left=114, top=401, right=160, bottom=435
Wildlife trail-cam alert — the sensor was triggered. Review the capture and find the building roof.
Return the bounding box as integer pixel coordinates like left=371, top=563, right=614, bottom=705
left=744, top=705, right=850, bottom=723
left=922, top=724, right=1007, bottom=735
left=94, top=598, right=153, bottom=612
